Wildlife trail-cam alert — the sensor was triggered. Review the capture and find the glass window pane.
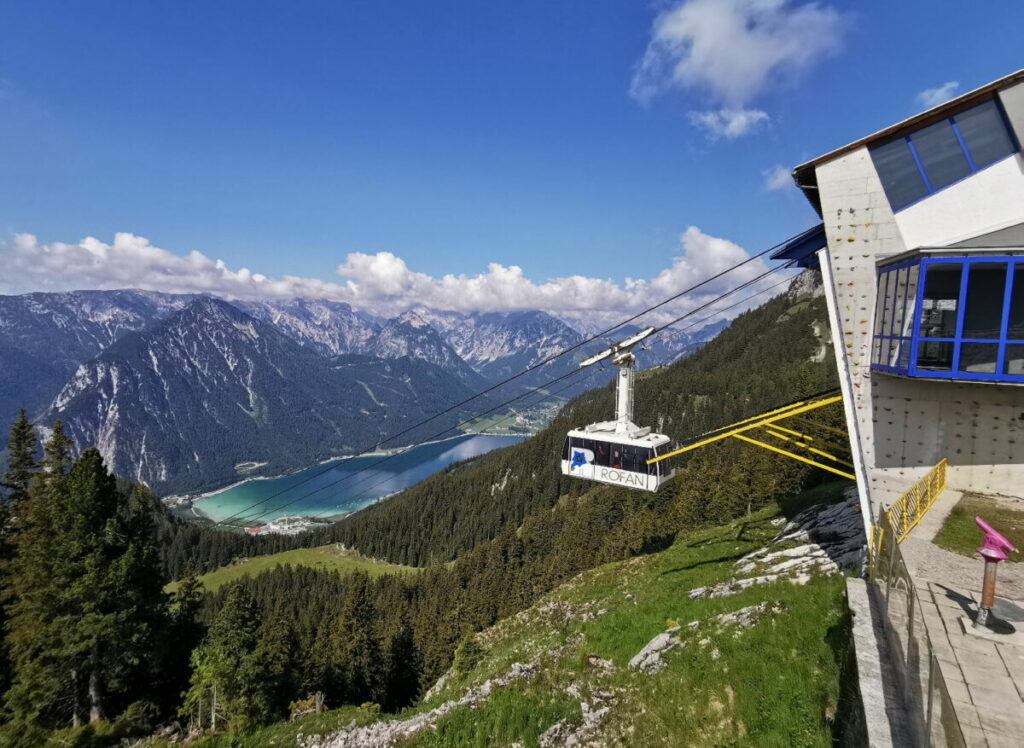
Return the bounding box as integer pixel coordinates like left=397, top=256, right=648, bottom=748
left=642, top=448, right=653, bottom=475
left=911, top=119, right=972, bottom=190
left=887, top=338, right=902, bottom=368
left=898, top=338, right=911, bottom=370
left=959, top=343, right=999, bottom=374
left=963, top=263, right=1008, bottom=339
left=1005, top=343, right=1024, bottom=376
left=874, top=271, right=890, bottom=336
left=871, top=139, right=929, bottom=209
left=891, top=267, right=909, bottom=336
left=594, top=441, right=610, bottom=467
left=902, top=264, right=921, bottom=337
left=1009, top=265, right=1024, bottom=340
left=880, top=338, right=892, bottom=365
left=917, top=340, right=953, bottom=371
left=872, top=338, right=882, bottom=364
left=920, top=263, right=963, bottom=338
left=881, top=271, right=896, bottom=336
left=955, top=99, right=1016, bottom=168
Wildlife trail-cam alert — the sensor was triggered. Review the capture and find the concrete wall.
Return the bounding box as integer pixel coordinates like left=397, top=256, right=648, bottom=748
left=815, top=142, right=1024, bottom=515
left=894, top=154, right=1024, bottom=250
left=998, top=80, right=1024, bottom=143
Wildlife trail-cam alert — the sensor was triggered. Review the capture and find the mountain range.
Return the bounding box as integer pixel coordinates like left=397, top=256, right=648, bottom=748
left=0, top=289, right=728, bottom=495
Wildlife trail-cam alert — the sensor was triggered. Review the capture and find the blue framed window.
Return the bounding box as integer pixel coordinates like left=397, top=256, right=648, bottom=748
left=870, top=98, right=1019, bottom=211
left=872, top=255, right=1024, bottom=383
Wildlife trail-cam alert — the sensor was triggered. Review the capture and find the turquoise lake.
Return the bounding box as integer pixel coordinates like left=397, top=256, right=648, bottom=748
left=194, top=434, right=524, bottom=524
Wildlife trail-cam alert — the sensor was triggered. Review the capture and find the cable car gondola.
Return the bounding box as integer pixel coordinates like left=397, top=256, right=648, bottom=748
left=560, top=327, right=676, bottom=492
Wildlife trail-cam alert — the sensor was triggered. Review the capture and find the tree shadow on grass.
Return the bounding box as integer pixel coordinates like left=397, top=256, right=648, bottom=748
left=659, top=551, right=750, bottom=576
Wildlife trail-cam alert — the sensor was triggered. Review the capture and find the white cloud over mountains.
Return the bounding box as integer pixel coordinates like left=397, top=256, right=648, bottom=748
left=1, top=228, right=785, bottom=326
left=632, top=0, right=847, bottom=139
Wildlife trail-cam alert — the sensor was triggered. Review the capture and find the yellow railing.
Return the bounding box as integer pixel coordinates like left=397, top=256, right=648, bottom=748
left=869, top=459, right=948, bottom=580
left=886, top=458, right=948, bottom=543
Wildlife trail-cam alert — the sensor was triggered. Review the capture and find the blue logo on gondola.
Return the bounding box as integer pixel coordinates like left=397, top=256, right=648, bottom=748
left=570, top=448, right=594, bottom=468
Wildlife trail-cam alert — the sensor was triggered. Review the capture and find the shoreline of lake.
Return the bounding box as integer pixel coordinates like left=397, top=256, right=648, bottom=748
left=176, top=433, right=525, bottom=524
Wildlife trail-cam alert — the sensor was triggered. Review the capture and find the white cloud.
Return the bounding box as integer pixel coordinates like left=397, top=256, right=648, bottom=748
left=762, top=164, right=793, bottom=191
left=689, top=108, right=769, bottom=139
left=916, top=81, right=959, bottom=109
left=631, top=0, right=847, bottom=138
left=1, top=228, right=789, bottom=327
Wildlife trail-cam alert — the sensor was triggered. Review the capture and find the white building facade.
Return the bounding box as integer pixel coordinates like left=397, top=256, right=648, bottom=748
left=784, top=71, right=1024, bottom=531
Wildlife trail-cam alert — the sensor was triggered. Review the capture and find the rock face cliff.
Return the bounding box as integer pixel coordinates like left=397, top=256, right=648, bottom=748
left=3, top=288, right=735, bottom=493
left=48, top=298, right=478, bottom=494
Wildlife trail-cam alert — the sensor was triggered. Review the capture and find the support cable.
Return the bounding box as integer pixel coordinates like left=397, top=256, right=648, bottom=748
left=212, top=244, right=791, bottom=527
left=232, top=270, right=795, bottom=527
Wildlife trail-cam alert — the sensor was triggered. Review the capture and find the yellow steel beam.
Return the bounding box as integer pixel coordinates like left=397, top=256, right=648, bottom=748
left=789, top=416, right=850, bottom=440
left=731, top=433, right=857, bottom=480
left=759, top=427, right=855, bottom=468
left=647, top=394, right=843, bottom=464
left=766, top=422, right=816, bottom=441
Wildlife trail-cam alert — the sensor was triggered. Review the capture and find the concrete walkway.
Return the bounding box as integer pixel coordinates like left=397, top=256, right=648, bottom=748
left=896, top=488, right=1024, bottom=747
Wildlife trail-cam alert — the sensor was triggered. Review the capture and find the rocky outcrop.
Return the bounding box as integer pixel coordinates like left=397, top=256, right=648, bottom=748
left=628, top=626, right=681, bottom=674
left=301, top=662, right=538, bottom=748
left=537, top=683, right=616, bottom=748
left=689, top=490, right=864, bottom=600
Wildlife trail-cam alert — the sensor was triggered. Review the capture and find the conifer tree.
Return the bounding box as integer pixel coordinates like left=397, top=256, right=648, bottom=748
left=331, top=573, right=384, bottom=706
left=5, top=441, right=168, bottom=728
left=383, top=616, right=422, bottom=711
left=1, top=410, right=39, bottom=700
left=182, top=584, right=272, bottom=731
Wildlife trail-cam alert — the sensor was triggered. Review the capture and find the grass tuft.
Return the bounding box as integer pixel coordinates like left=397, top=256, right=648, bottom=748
left=934, top=494, right=1024, bottom=562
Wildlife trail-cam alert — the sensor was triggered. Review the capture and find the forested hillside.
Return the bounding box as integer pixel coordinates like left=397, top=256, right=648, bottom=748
left=0, top=277, right=846, bottom=745
left=154, top=284, right=835, bottom=579
left=313, top=286, right=836, bottom=566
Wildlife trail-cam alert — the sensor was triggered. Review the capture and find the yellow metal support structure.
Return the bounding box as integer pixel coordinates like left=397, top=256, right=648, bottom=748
left=759, top=427, right=855, bottom=468
left=648, top=391, right=845, bottom=464
left=789, top=416, right=850, bottom=440
left=732, top=433, right=856, bottom=480
left=643, top=389, right=854, bottom=483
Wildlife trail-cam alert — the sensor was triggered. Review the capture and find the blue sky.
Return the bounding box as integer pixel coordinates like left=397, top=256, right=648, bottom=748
left=1, top=1, right=1022, bottom=318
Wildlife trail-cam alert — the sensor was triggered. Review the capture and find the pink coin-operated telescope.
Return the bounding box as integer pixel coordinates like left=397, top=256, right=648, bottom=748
left=974, top=516, right=1018, bottom=630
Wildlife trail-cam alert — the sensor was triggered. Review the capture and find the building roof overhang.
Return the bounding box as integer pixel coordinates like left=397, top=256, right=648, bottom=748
left=769, top=223, right=826, bottom=269
left=792, top=69, right=1024, bottom=217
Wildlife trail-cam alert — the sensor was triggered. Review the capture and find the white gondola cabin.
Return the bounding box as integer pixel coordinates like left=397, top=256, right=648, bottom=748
left=560, top=327, right=676, bottom=492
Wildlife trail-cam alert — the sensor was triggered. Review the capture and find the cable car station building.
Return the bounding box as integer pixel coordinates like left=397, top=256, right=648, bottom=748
left=776, top=70, right=1024, bottom=746
left=780, top=70, right=1024, bottom=532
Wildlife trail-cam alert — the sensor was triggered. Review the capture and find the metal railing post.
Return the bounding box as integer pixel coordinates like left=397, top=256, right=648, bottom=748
left=885, top=519, right=897, bottom=616
left=926, top=651, right=936, bottom=748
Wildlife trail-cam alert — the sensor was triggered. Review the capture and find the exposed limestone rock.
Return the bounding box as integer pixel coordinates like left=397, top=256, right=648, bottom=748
left=628, top=626, right=681, bottom=674
left=690, top=492, right=864, bottom=600
left=548, top=633, right=585, bottom=660
left=585, top=654, right=615, bottom=675
left=538, top=684, right=616, bottom=747
left=688, top=601, right=785, bottom=630
left=688, top=572, right=813, bottom=600
left=302, top=662, right=537, bottom=748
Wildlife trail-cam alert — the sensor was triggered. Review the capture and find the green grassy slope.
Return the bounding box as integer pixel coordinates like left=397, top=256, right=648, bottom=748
left=167, top=544, right=417, bottom=593
left=186, top=485, right=856, bottom=747
left=410, top=507, right=851, bottom=747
